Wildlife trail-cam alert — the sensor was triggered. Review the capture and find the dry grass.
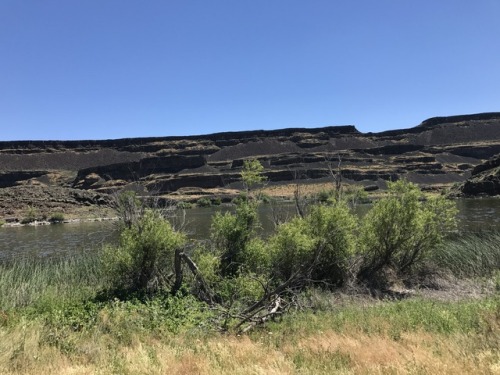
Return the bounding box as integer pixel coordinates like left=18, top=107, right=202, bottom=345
left=262, top=182, right=335, bottom=198
left=1, top=326, right=498, bottom=374
left=1, top=299, right=499, bottom=375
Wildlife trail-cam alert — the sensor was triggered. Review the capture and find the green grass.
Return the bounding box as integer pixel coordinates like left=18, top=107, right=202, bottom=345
left=0, top=253, right=104, bottom=311
left=263, top=297, right=499, bottom=339
left=0, top=251, right=498, bottom=375
left=432, top=231, right=500, bottom=278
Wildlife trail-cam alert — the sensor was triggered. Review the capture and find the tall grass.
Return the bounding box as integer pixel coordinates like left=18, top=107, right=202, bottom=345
left=0, top=253, right=104, bottom=311
left=432, top=231, right=500, bottom=278
left=0, top=296, right=498, bottom=374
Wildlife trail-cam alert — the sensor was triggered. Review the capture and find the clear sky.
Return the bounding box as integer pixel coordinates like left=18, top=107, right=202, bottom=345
left=1, top=1, right=499, bottom=141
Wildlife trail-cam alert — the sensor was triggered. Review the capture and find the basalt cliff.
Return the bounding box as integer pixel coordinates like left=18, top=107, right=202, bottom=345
left=1, top=112, right=500, bottom=220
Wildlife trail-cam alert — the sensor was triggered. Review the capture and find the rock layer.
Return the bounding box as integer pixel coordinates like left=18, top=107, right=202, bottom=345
left=1, top=112, right=500, bottom=218
left=457, top=154, right=500, bottom=197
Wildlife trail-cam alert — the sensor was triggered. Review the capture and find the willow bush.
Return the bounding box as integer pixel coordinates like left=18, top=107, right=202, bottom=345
left=269, top=201, right=358, bottom=286
left=358, top=180, right=457, bottom=281
left=100, top=180, right=460, bottom=311
left=101, top=209, right=186, bottom=295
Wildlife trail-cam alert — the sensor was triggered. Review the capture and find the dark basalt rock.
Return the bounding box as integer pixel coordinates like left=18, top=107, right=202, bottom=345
left=361, top=144, right=425, bottom=155
left=0, top=171, right=49, bottom=188
left=73, top=155, right=205, bottom=184
left=419, top=112, right=500, bottom=128
left=462, top=179, right=500, bottom=196
left=472, top=154, right=500, bottom=175
left=0, top=112, right=499, bottom=206
left=456, top=154, right=500, bottom=197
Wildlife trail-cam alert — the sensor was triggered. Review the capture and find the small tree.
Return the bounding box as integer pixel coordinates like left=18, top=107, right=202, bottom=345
left=358, top=180, right=457, bottom=281
left=241, top=159, right=267, bottom=192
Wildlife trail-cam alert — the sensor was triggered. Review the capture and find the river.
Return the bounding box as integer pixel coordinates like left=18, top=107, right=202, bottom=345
left=1, top=198, right=499, bottom=260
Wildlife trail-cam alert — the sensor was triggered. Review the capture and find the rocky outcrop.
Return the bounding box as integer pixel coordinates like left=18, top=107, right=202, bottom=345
left=456, top=154, right=500, bottom=197
left=0, top=112, right=499, bottom=214
left=73, top=155, right=206, bottom=185
left=0, top=171, right=49, bottom=188
left=0, top=185, right=113, bottom=219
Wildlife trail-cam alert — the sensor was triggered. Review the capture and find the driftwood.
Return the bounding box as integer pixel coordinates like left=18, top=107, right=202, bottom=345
left=233, top=242, right=327, bottom=333
left=170, top=240, right=327, bottom=333
left=171, top=248, right=184, bottom=295
left=239, top=296, right=284, bottom=333
left=171, top=249, right=215, bottom=304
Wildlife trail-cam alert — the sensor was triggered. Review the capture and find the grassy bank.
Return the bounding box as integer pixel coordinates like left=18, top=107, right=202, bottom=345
left=0, top=293, right=498, bottom=374
left=1, top=180, right=500, bottom=374
left=0, top=247, right=499, bottom=374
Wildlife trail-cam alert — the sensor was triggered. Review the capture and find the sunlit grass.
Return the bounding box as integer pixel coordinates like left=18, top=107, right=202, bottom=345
left=432, top=231, right=500, bottom=278
left=0, top=253, right=104, bottom=311
left=0, top=227, right=499, bottom=374
left=0, top=296, right=498, bottom=374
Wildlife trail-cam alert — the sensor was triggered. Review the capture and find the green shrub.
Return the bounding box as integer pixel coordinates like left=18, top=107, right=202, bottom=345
left=212, top=197, right=222, bottom=206
left=21, top=206, right=39, bottom=224
left=269, top=202, right=357, bottom=285
left=316, top=189, right=334, bottom=203
left=270, top=217, right=316, bottom=282
left=358, top=180, right=457, bottom=280
left=210, top=201, right=258, bottom=276
left=101, top=209, right=186, bottom=294
left=240, top=237, right=272, bottom=274
left=232, top=192, right=248, bottom=205
left=0, top=220, right=4, bottom=227
left=342, top=186, right=371, bottom=206
left=177, top=201, right=193, bottom=209
left=220, top=272, right=267, bottom=304
left=196, top=197, right=212, bottom=207
left=192, top=246, right=221, bottom=286
left=306, top=202, right=358, bottom=284
left=49, top=212, right=65, bottom=224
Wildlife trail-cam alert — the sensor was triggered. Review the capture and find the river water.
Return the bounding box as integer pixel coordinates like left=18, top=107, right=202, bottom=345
left=1, top=198, right=499, bottom=260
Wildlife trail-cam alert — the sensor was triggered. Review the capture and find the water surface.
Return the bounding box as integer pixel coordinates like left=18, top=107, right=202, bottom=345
left=1, top=198, right=499, bottom=260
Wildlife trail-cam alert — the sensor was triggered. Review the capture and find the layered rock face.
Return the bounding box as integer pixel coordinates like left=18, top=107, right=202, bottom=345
left=1, top=112, right=500, bottom=216
left=458, top=154, right=500, bottom=196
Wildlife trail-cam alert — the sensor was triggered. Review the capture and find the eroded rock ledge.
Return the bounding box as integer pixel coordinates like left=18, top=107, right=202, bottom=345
left=1, top=112, right=500, bottom=218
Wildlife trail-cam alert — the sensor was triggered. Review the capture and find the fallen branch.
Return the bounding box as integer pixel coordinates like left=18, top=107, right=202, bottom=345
left=181, top=252, right=214, bottom=305
left=240, top=296, right=284, bottom=333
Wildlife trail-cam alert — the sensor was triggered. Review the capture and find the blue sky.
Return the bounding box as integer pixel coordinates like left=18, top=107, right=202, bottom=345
left=1, top=1, right=499, bottom=141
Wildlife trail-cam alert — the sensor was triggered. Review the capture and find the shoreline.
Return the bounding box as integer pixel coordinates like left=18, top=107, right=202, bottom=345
left=1, top=216, right=119, bottom=228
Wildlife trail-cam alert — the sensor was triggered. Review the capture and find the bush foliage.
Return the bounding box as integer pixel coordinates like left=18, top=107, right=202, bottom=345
left=4, top=181, right=466, bottom=335
left=210, top=201, right=258, bottom=276
left=101, top=209, right=186, bottom=294
left=103, top=181, right=459, bottom=303
left=359, top=180, right=457, bottom=280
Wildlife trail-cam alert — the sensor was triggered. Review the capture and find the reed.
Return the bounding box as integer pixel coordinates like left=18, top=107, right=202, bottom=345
left=0, top=252, right=104, bottom=311
left=432, top=231, right=500, bottom=278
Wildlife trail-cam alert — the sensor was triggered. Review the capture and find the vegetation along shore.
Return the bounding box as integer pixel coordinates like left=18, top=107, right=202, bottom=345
left=1, top=159, right=499, bottom=374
